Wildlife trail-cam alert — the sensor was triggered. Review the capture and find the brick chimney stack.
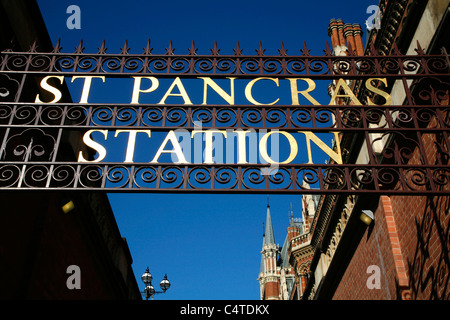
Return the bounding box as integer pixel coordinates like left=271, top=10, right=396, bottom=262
left=328, top=19, right=339, bottom=48
left=328, top=19, right=364, bottom=56
left=336, top=19, right=346, bottom=48
left=344, top=23, right=356, bottom=53
left=352, top=23, right=364, bottom=55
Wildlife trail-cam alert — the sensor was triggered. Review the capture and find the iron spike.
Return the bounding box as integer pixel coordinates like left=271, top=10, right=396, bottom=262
left=369, top=41, right=378, bottom=56
left=121, top=40, right=130, bottom=54
left=165, top=40, right=174, bottom=55
left=415, top=41, right=425, bottom=55
left=189, top=40, right=197, bottom=55
left=52, top=38, right=62, bottom=53
left=301, top=41, right=310, bottom=56
left=257, top=41, right=265, bottom=56
left=233, top=40, right=242, bottom=56
left=29, top=39, right=38, bottom=52
left=143, top=39, right=152, bottom=55
left=5, top=36, right=16, bottom=52
left=347, top=40, right=354, bottom=56
left=391, top=41, right=401, bottom=55
left=75, top=40, right=84, bottom=53
left=98, top=40, right=107, bottom=54
left=278, top=41, right=287, bottom=56
left=211, top=41, right=220, bottom=55
left=324, top=41, right=332, bottom=56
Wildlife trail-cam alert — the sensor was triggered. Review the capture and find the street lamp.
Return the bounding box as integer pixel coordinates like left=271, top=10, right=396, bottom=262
left=141, top=267, right=171, bottom=300
left=360, top=210, right=374, bottom=226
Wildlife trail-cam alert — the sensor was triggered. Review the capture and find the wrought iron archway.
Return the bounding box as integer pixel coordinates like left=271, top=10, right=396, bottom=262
left=0, top=40, right=448, bottom=194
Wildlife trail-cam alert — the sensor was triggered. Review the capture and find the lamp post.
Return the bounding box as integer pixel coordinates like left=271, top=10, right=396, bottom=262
left=141, top=267, right=171, bottom=300
left=360, top=210, right=374, bottom=226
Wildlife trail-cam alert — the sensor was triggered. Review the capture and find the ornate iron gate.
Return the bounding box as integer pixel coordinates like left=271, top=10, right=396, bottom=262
left=0, top=40, right=448, bottom=194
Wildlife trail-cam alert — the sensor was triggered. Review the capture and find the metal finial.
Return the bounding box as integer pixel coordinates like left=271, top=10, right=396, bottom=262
left=75, top=39, right=84, bottom=53
left=233, top=41, right=242, bottom=56
left=121, top=40, right=130, bottom=54
left=301, top=41, right=310, bottom=56
left=143, top=39, right=153, bottom=55
left=98, top=40, right=107, bottom=54
left=52, top=38, right=62, bottom=53
left=278, top=41, right=287, bottom=56
left=289, top=202, right=293, bottom=221
left=211, top=41, right=220, bottom=55
left=256, top=41, right=265, bottom=56
left=324, top=41, right=332, bottom=56
left=165, top=40, right=174, bottom=55
left=189, top=40, right=197, bottom=55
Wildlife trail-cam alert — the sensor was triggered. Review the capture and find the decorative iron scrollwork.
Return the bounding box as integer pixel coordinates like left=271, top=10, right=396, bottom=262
left=0, top=41, right=448, bottom=194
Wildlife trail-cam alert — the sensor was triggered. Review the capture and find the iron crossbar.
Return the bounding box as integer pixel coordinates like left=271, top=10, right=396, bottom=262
left=0, top=42, right=449, bottom=194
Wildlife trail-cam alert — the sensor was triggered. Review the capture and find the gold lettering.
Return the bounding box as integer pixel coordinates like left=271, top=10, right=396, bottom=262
left=259, top=131, right=298, bottom=164
left=114, top=130, right=151, bottom=163
left=199, top=77, right=236, bottom=105
left=158, top=77, right=192, bottom=105
left=78, top=129, right=108, bottom=162
left=288, top=78, right=321, bottom=105
left=244, top=77, right=280, bottom=105
left=329, top=78, right=361, bottom=105
left=151, top=130, right=189, bottom=164
left=299, top=131, right=342, bottom=164
left=130, top=77, right=159, bottom=104
left=191, top=130, right=227, bottom=164
left=365, top=78, right=392, bottom=105
left=233, top=130, right=252, bottom=164
left=71, top=76, right=106, bottom=103
left=35, top=76, right=64, bottom=103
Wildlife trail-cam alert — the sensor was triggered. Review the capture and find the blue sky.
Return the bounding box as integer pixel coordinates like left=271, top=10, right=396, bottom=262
left=36, top=0, right=376, bottom=300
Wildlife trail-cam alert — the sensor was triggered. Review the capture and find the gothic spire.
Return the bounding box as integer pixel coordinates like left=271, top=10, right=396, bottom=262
left=263, top=200, right=276, bottom=246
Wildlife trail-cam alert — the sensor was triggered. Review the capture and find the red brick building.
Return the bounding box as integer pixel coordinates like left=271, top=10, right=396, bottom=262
left=303, top=0, right=450, bottom=300
left=263, top=0, right=449, bottom=301
left=258, top=201, right=310, bottom=300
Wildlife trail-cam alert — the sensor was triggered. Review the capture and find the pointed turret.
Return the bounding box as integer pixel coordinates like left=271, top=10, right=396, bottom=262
left=258, top=199, right=281, bottom=300
left=263, top=202, right=275, bottom=246
left=287, top=203, right=302, bottom=242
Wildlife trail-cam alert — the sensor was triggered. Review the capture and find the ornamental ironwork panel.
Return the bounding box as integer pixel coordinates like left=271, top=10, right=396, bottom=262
left=0, top=40, right=449, bottom=194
